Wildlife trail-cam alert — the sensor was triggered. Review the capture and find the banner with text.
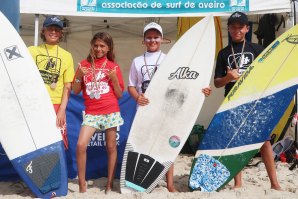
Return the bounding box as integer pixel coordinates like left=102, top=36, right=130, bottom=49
left=77, top=0, right=249, bottom=14
left=21, top=0, right=291, bottom=17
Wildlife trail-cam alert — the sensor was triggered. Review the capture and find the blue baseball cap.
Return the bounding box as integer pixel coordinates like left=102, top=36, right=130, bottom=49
left=43, top=16, right=64, bottom=29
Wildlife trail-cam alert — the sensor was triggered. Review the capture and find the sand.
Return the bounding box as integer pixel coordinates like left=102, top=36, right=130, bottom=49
left=0, top=153, right=297, bottom=199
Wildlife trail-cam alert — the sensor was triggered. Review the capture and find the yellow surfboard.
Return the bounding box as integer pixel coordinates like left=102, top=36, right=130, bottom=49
left=190, top=24, right=298, bottom=192
left=270, top=98, right=296, bottom=144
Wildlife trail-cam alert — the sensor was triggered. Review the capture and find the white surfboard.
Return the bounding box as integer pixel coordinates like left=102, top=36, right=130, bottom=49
left=120, top=15, right=215, bottom=193
left=0, top=12, right=67, bottom=198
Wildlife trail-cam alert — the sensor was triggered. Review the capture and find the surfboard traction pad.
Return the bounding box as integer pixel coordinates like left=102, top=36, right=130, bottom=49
left=120, top=143, right=172, bottom=193
left=11, top=141, right=65, bottom=195
left=22, top=152, right=61, bottom=193
left=189, top=154, right=230, bottom=192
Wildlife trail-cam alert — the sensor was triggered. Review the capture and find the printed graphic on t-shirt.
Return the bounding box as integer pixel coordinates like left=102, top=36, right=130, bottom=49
left=84, top=69, right=110, bottom=99
left=140, top=64, right=157, bottom=93
left=36, top=54, right=61, bottom=84
left=228, top=52, right=254, bottom=75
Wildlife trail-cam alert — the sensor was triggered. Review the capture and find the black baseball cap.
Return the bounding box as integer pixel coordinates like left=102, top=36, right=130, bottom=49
left=227, top=11, right=249, bottom=25
left=43, top=16, right=64, bottom=29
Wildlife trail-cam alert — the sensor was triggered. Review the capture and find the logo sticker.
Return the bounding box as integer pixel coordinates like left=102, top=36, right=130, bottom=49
left=26, top=161, right=33, bottom=174
left=4, top=45, right=23, bottom=61
left=258, top=41, right=280, bottom=63
left=168, top=67, right=199, bottom=80
left=285, top=34, right=298, bottom=44
left=79, top=0, right=97, bottom=11
left=169, top=135, right=181, bottom=148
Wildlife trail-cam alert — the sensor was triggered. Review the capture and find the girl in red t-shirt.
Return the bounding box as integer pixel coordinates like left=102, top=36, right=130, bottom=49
left=72, top=32, right=124, bottom=194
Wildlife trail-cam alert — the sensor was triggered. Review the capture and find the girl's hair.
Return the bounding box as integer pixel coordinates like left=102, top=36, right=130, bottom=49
left=40, top=27, right=64, bottom=42
left=87, top=32, right=115, bottom=62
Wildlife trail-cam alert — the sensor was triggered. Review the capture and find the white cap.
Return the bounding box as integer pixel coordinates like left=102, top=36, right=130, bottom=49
left=143, top=22, right=163, bottom=37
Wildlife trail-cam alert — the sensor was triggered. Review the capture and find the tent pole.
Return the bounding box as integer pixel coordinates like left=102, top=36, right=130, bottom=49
left=291, top=0, right=298, bottom=171
left=293, top=0, right=297, bottom=25
left=292, top=0, right=298, bottom=144
left=34, top=14, right=39, bottom=46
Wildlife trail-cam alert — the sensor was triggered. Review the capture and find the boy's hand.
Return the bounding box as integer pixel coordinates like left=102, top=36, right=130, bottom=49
left=137, top=93, right=149, bottom=106
left=226, top=66, right=240, bottom=81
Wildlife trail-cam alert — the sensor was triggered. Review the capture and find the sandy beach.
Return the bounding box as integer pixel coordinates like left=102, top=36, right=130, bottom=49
left=0, top=153, right=297, bottom=199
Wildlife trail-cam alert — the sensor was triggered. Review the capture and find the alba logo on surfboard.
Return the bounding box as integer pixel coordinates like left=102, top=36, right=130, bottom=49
left=168, top=67, right=199, bottom=80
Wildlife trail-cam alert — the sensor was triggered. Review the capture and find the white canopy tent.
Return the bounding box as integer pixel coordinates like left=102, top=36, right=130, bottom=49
left=20, top=0, right=293, bottom=45
left=19, top=0, right=296, bottom=127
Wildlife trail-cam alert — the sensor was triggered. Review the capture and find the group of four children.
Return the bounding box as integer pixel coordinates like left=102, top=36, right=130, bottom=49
left=28, top=11, right=281, bottom=194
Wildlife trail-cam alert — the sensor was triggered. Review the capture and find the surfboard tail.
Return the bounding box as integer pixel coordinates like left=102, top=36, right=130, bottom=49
left=120, top=143, right=172, bottom=193
left=190, top=85, right=298, bottom=192
left=10, top=141, right=68, bottom=198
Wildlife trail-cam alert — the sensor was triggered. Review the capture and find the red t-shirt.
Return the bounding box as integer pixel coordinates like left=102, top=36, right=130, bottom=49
left=77, top=57, right=124, bottom=115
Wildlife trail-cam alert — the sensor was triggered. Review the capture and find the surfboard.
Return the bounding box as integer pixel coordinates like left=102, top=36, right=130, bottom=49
left=188, top=24, right=298, bottom=192
left=120, top=15, right=215, bottom=193
left=270, top=98, right=296, bottom=144
left=177, top=16, right=225, bottom=129
left=0, top=12, right=68, bottom=198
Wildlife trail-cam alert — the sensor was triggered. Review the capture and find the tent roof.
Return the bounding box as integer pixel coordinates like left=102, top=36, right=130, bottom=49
left=20, top=14, right=178, bottom=38
left=20, top=0, right=293, bottom=38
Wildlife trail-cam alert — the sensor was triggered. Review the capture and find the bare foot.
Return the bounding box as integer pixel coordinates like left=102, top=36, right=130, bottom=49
left=271, top=185, right=283, bottom=191
left=79, top=182, right=87, bottom=193
left=105, top=183, right=113, bottom=195
left=232, top=184, right=242, bottom=189
left=167, top=186, right=179, bottom=192
left=105, top=187, right=112, bottom=195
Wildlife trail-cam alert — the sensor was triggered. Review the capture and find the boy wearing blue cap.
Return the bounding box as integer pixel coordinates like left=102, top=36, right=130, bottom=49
left=28, top=16, right=74, bottom=149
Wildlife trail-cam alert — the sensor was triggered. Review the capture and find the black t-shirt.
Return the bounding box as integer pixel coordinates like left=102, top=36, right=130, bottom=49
left=214, top=41, right=264, bottom=96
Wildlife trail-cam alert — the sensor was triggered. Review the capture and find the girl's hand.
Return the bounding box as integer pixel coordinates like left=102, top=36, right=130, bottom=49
left=108, top=67, right=119, bottom=83
left=76, top=63, right=89, bottom=80
left=108, top=66, right=123, bottom=98
left=202, top=86, right=212, bottom=97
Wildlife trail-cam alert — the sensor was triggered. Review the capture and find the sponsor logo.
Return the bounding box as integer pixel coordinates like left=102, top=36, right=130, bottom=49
left=229, top=0, right=247, bottom=11
left=79, top=0, right=97, bottom=11
left=169, top=135, right=181, bottom=148
left=4, top=45, right=23, bottom=61
left=231, top=12, right=241, bottom=18
left=227, top=64, right=254, bottom=101
left=88, top=127, right=120, bottom=147
left=80, top=0, right=96, bottom=6
left=258, top=41, right=280, bottom=63
left=26, top=161, right=33, bottom=174
left=230, top=0, right=246, bottom=7
left=284, top=34, right=298, bottom=44
left=51, top=192, right=57, bottom=197
left=168, top=67, right=199, bottom=80
left=49, top=16, right=61, bottom=23
left=228, top=52, right=253, bottom=77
